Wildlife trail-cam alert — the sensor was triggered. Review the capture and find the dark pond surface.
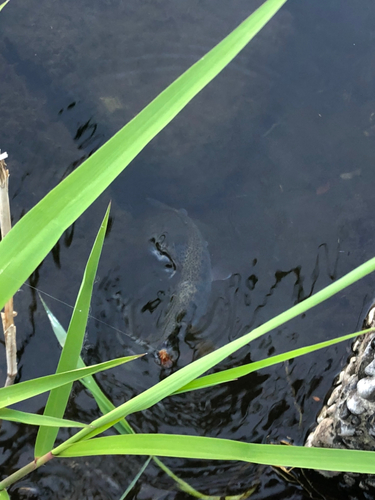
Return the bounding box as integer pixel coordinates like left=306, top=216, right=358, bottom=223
left=1, top=0, right=375, bottom=498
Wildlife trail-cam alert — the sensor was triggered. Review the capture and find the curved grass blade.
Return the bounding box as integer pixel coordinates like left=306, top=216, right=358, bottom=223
left=0, top=0, right=288, bottom=312
left=58, top=434, right=375, bottom=475
left=0, top=408, right=87, bottom=427
left=0, top=356, right=139, bottom=409
left=35, top=205, right=110, bottom=457
left=0, top=0, right=10, bottom=12
left=175, top=328, right=372, bottom=395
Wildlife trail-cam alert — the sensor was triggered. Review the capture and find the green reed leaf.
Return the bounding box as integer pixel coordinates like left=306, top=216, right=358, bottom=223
left=175, top=328, right=372, bottom=394
left=0, top=408, right=87, bottom=428
left=0, top=355, right=140, bottom=409
left=35, top=205, right=110, bottom=457
left=58, top=434, right=375, bottom=474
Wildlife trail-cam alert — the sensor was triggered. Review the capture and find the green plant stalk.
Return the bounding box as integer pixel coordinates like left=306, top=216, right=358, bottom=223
left=119, top=457, right=151, bottom=500
left=150, top=456, right=255, bottom=500
left=0, top=451, right=54, bottom=490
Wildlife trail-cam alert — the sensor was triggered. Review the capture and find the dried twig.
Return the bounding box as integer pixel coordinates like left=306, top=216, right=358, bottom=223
left=0, top=151, right=17, bottom=386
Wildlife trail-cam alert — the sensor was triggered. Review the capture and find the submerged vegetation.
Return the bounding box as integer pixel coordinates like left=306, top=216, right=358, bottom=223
left=1, top=0, right=375, bottom=498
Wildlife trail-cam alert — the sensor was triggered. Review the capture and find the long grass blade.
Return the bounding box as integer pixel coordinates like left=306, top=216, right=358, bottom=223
left=175, top=328, right=372, bottom=394
left=58, top=434, right=375, bottom=475
left=0, top=408, right=87, bottom=427
left=0, top=356, right=139, bottom=409
left=51, top=254, right=375, bottom=452
left=35, top=205, right=110, bottom=457
left=40, top=296, right=134, bottom=435
left=0, top=0, right=10, bottom=12
left=119, top=457, right=151, bottom=500
left=0, top=0, right=288, bottom=312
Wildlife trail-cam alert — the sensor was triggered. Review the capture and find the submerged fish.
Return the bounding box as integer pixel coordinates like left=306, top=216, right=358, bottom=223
left=147, top=198, right=212, bottom=368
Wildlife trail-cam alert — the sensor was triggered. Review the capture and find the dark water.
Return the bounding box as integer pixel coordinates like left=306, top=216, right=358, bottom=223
left=1, top=0, right=375, bottom=498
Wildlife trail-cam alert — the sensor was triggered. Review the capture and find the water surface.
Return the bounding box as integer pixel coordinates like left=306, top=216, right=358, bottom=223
left=1, top=1, right=375, bottom=498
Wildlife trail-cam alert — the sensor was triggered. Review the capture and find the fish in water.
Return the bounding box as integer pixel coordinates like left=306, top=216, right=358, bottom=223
left=147, top=198, right=212, bottom=368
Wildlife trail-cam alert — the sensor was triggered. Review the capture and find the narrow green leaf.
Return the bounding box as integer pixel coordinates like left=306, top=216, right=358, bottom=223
left=0, top=489, right=9, bottom=499
left=0, top=408, right=87, bottom=428
left=0, top=355, right=139, bottom=409
left=41, top=296, right=134, bottom=435
left=58, top=434, right=375, bottom=475
left=0, top=0, right=10, bottom=12
left=119, top=457, right=151, bottom=500
left=0, top=0, right=288, bottom=312
left=175, top=328, right=372, bottom=394
left=42, top=300, right=224, bottom=500
left=35, top=206, right=110, bottom=457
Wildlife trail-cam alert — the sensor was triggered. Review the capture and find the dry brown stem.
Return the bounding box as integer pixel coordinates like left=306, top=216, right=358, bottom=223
left=0, top=151, right=17, bottom=386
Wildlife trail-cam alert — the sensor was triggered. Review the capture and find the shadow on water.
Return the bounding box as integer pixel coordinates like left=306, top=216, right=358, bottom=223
left=1, top=0, right=375, bottom=499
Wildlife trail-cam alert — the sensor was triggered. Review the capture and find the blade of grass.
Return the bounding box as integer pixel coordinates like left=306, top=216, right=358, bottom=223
left=0, top=354, right=142, bottom=408
left=0, top=0, right=288, bottom=312
left=0, top=0, right=10, bottom=12
left=175, top=328, right=372, bottom=394
left=58, top=434, right=375, bottom=475
left=40, top=295, right=134, bottom=435
left=119, top=457, right=152, bottom=500
left=35, top=205, right=110, bottom=457
left=0, top=408, right=87, bottom=427
left=0, top=356, right=140, bottom=409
